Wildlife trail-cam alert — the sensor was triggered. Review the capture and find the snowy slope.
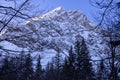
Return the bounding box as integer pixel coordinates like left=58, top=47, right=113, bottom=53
left=0, top=7, right=113, bottom=66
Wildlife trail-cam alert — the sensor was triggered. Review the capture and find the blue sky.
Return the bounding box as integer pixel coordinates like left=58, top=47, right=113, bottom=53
left=0, top=0, right=119, bottom=22
left=0, top=0, right=98, bottom=21
left=38, top=0, right=98, bottom=21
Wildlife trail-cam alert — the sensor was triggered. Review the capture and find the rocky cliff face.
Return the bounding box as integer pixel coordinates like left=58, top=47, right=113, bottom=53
left=0, top=7, right=113, bottom=66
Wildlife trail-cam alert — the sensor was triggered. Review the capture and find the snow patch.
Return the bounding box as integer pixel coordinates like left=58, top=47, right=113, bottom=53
left=0, top=41, right=27, bottom=51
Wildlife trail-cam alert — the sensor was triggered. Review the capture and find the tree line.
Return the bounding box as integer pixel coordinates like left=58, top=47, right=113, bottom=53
left=0, top=38, right=120, bottom=80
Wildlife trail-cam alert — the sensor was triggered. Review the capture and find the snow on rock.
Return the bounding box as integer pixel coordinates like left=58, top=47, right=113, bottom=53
left=0, top=7, right=115, bottom=67
left=0, top=41, right=24, bottom=51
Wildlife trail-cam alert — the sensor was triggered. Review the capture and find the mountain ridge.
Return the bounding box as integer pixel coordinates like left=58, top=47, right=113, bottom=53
left=0, top=7, right=114, bottom=66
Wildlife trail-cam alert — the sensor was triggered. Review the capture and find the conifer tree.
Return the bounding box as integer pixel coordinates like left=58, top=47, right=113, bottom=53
left=17, top=51, right=26, bottom=80
left=97, top=59, right=108, bottom=80
left=54, top=53, right=62, bottom=71
left=74, top=39, right=95, bottom=80
left=23, top=53, right=33, bottom=80
left=0, top=57, right=17, bottom=80
left=67, top=46, right=76, bottom=80
left=62, top=58, right=72, bottom=80
left=0, top=57, right=9, bottom=80
left=53, top=53, right=63, bottom=80
left=35, top=55, right=42, bottom=80
left=45, top=62, right=55, bottom=80
left=68, top=46, right=75, bottom=67
left=8, top=57, right=18, bottom=80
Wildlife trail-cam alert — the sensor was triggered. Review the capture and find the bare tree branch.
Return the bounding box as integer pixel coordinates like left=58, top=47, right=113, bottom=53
left=0, top=0, right=29, bottom=33
left=0, top=5, right=31, bottom=19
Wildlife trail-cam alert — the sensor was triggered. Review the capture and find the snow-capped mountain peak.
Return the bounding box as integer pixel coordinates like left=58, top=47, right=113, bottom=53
left=27, top=7, right=90, bottom=28
left=27, top=6, right=64, bottom=22
left=51, top=6, right=63, bottom=12
left=0, top=7, right=115, bottom=66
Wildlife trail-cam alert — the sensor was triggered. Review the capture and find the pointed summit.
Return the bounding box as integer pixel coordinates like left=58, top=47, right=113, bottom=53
left=26, top=6, right=91, bottom=27
left=52, top=6, right=63, bottom=12
left=48, top=6, right=64, bottom=14
left=28, top=7, right=64, bottom=22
